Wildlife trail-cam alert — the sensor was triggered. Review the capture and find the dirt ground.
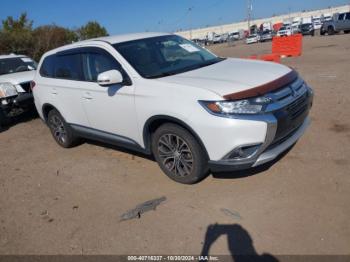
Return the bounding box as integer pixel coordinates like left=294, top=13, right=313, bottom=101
left=0, top=34, right=349, bottom=258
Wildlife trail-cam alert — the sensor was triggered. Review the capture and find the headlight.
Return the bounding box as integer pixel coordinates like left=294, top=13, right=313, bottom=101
left=200, top=96, right=271, bottom=115
left=0, top=82, right=18, bottom=98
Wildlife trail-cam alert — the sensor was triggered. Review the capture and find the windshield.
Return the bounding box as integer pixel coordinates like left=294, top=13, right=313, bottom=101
left=302, top=24, right=312, bottom=28
left=113, top=35, right=224, bottom=79
left=0, top=57, right=37, bottom=76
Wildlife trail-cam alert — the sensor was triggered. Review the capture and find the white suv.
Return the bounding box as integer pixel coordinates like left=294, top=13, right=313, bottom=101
left=33, top=33, right=313, bottom=184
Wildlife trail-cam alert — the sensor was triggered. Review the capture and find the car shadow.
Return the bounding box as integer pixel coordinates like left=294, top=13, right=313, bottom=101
left=0, top=109, right=38, bottom=133
left=211, top=145, right=295, bottom=180
left=200, top=224, right=279, bottom=262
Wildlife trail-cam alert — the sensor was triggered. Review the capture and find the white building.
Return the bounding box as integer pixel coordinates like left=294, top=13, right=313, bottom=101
left=177, top=5, right=350, bottom=39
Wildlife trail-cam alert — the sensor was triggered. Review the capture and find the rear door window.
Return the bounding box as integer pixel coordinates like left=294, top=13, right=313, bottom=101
left=345, top=13, right=350, bottom=20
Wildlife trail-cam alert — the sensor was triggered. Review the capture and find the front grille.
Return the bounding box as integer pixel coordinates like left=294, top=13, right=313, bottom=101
left=286, top=93, right=308, bottom=120
left=273, top=94, right=310, bottom=143
left=267, top=125, right=300, bottom=150
left=268, top=79, right=311, bottom=146
left=20, top=82, right=31, bottom=93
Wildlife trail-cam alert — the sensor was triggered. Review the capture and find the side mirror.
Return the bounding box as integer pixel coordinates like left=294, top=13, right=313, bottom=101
left=97, top=70, right=124, bottom=86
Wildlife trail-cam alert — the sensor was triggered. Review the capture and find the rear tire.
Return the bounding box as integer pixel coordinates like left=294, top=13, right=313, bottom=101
left=152, top=123, right=209, bottom=184
left=47, top=109, right=78, bottom=148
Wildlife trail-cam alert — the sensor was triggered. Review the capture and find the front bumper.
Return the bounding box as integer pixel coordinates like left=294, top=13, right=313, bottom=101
left=208, top=82, right=313, bottom=172
left=209, top=117, right=310, bottom=172
left=0, top=92, right=34, bottom=111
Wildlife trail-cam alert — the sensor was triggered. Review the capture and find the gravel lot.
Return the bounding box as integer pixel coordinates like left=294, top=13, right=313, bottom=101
left=0, top=34, right=349, bottom=258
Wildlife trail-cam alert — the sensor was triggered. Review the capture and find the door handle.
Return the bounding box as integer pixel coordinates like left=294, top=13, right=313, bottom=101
left=51, top=88, right=58, bottom=95
left=82, top=92, right=93, bottom=100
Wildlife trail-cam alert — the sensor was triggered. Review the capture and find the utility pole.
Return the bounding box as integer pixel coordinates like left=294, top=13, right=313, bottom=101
left=247, top=0, right=252, bottom=34
left=188, top=7, right=193, bottom=39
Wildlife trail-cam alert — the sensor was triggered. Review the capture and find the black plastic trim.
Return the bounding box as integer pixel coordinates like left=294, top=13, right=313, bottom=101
left=70, top=124, right=149, bottom=155
left=208, top=160, right=254, bottom=172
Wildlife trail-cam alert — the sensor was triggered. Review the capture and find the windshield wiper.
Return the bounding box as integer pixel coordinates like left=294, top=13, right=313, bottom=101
left=147, top=72, right=177, bottom=79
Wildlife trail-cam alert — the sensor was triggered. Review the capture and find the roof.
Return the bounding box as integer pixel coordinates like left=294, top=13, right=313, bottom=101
left=94, top=32, right=170, bottom=44
left=0, top=54, right=27, bottom=60
left=43, top=32, right=172, bottom=56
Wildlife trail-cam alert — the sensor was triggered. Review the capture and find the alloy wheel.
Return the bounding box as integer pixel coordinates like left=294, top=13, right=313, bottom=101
left=158, top=134, right=194, bottom=177
left=49, top=115, right=67, bottom=144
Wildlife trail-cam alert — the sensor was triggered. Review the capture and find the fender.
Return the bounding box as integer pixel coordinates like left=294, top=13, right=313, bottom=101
left=142, top=115, right=209, bottom=159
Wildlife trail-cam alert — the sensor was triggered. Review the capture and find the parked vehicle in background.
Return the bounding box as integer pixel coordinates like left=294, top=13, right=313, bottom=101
left=277, top=26, right=293, bottom=36
left=321, top=12, right=350, bottom=35
left=0, top=54, right=36, bottom=127
left=322, top=13, right=333, bottom=22
left=229, top=31, right=240, bottom=40
left=312, top=15, right=322, bottom=30
left=220, top=33, right=229, bottom=43
left=33, top=32, right=313, bottom=184
left=302, top=17, right=313, bottom=24
left=292, top=17, right=302, bottom=32
left=283, top=21, right=292, bottom=28
left=207, top=32, right=223, bottom=44
left=300, top=23, right=315, bottom=36
left=246, top=34, right=259, bottom=44
left=192, top=38, right=207, bottom=47
left=259, top=30, right=273, bottom=42
left=261, top=22, right=272, bottom=32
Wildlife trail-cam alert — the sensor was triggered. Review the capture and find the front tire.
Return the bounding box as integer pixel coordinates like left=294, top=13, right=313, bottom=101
left=328, top=26, right=335, bottom=35
left=47, top=109, right=78, bottom=148
left=152, top=123, right=209, bottom=184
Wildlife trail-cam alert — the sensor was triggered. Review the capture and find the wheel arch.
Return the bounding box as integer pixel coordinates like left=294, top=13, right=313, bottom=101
left=143, top=115, right=209, bottom=159
left=42, top=103, right=58, bottom=122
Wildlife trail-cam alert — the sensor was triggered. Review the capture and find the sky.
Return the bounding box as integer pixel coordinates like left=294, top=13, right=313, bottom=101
left=0, top=0, right=349, bottom=34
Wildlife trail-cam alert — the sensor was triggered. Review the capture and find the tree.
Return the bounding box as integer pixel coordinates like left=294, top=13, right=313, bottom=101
left=77, top=21, right=108, bottom=40
left=30, top=25, right=78, bottom=61
left=0, top=13, right=33, bottom=55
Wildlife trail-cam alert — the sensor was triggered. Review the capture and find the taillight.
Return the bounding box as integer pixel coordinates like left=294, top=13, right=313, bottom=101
left=30, top=81, right=36, bottom=90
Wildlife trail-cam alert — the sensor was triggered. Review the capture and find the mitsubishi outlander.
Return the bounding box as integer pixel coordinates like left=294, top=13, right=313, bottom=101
left=33, top=33, right=313, bottom=184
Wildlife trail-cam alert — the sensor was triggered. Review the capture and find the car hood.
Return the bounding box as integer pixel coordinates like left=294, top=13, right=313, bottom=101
left=156, top=58, right=291, bottom=98
left=0, top=71, right=36, bottom=85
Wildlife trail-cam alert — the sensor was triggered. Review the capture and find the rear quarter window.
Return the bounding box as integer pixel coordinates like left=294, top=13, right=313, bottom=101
left=40, top=55, right=55, bottom=77
left=40, top=53, right=84, bottom=81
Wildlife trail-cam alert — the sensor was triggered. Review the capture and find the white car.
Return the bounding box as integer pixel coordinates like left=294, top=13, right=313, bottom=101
left=277, top=26, right=293, bottom=37
left=312, top=17, right=322, bottom=30
left=33, top=33, right=313, bottom=184
left=0, top=54, right=37, bottom=127
left=246, top=34, right=259, bottom=44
